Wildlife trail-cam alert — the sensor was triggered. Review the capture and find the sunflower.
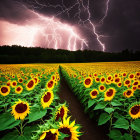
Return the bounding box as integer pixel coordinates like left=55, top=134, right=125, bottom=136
left=41, top=90, right=54, bottom=109
left=95, top=77, right=100, bottom=83
left=34, top=77, right=39, bottom=85
left=99, top=85, right=106, bottom=92
left=55, top=105, right=69, bottom=121
left=0, top=85, right=10, bottom=96
left=15, top=85, right=23, bottom=94
left=117, top=82, right=122, bottom=87
left=11, top=99, right=30, bottom=120
left=46, top=80, right=54, bottom=90
left=104, top=88, right=116, bottom=101
left=90, top=89, right=99, bottom=99
left=100, top=77, right=106, bottom=83
left=26, top=79, right=35, bottom=91
left=123, top=89, right=134, bottom=98
left=129, top=104, right=140, bottom=119
left=124, top=79, right=131, bottom=86
left=18, top=78, right=23, bottom=83
left=11, top=81, right=17, bottom=88
left=107, top=75, right=112, bottom=81
left=58, top=117, right=80, bottom=140
left=83, top=77, right=93, bottom=88
left=39, top=129, right=59, bottom=140
left=114, top=77, right=121, bottom=84
left=129, top=73, right=135, bottom=79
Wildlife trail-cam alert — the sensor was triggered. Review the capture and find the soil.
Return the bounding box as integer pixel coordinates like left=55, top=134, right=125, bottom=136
left=58, top=76, right=109, bottom=140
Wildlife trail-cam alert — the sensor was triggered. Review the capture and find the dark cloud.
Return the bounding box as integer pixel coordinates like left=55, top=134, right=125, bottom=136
left=0, top=0, right=140, bottom=52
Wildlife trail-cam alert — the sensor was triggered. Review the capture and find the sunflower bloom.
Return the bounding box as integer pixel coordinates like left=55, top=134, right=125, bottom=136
left=129, top=104, right=140, bottom=119
left=11, top=99, right=30, bottom=120
left=83, top=77, right=93, bottom=88
left=39, top=129, right=59, bottom=140
left=104, top=88, right=116, bottom=101
left=26, top=79, right=35, bottom=91
left=15, top=85, right=23, bottom=94
left=41, top=91, right=54, bottom=108
left=55, top=105, right=69, bottom=121
left=123, top=89, right=134, bottom=98
left=58, top=117, right=80, bottom=140
left=90, top=89, right=99, bottom=99
left=0, top=85, right=10, bottom=96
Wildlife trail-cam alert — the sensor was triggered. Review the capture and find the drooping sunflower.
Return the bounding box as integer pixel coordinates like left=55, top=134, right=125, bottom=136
left=15, top=85, right=23, bottom=94
left=83, top=77, right=93, bottom=88
left=123, top=89, right=134, bottom=98
left=55, top=105, right=69, bottom=121
left=58, top=117, right=80, bottom=140
left=11, top=99, right=30, bottom=120
left=104, top=88, right=116, bottom=101
left=26, top=79, right=35, bottom=91
left=0, top=85, right=10, bottom=96
left=129, top=104, right=140, bottom=119
left=41, top=90, right=54, bottom=109
left=46, top=80, right=55, bottom=90
left=90, top=89, right=99, bottom=99
left=39, top=129, right=59, bottom=140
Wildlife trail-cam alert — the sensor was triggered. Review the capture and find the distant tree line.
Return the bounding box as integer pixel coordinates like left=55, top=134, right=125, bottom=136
left=0, top=45, right=139, bottom=64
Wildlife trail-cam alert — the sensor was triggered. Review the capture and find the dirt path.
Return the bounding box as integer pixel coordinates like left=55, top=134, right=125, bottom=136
left=58, top=76, right=108, bottom=140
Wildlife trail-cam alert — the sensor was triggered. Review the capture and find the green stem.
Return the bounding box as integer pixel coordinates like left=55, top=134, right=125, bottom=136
left=14, top=126, right=20, bottom=135
left=20, top=120, right=24, bottom=136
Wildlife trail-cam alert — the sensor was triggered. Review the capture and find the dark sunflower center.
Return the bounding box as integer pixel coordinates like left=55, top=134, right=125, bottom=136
left=123, top=73, right=126, bottom=76
left=59, top=127, right=71, bottom=140
left=118, top=83, right=122, bottom=86
left=7, top=83, right=10, bottom=86
left=92, top=91, right=97, bottom=96
left=126, top=90, right=132, bottom=95
left=43, top=132, right=56, bottom=140
left=106, top=89, right=113, bottom=97
left=108, top=77, right=111, bottom=80
left=48, top=81, right=53, bottom=88
left=101, top=78, right=105, bottom=82
left=100, top=86, right=104, bottom=90
left=15, top=103, right=27, bottom=113
left=96, top=78, right=99, bottom=81
left=27, top=80, right=34, bottom=88
left=85, top=78, right=91, bottom=85
left=131, top=105, right=140, bottom=115
left=34, top=78, right=37, bottom=83
left=19, top=79, right=23, bottom=82
left=43, top=92, right=51, bottom=102
left=134, top=82, right=138, bottom=85
left=125, top=80, right=130, bottom=84
left=56, top=107, right=64, bottom=121
left=115, top=78, right=120, bottom=83
left=13, top=82, right=16, bottom=86
left=1, top=87, right=8, bottom=93
left=130, top=75, right=134, bottom=78
left=17, top=87, right=21, bottom=92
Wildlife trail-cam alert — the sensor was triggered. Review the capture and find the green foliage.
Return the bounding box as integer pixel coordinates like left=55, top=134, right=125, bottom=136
left=98, top=112, right=111, bottom=125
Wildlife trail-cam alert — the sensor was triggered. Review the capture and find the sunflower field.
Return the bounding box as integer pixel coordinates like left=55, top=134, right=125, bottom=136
left=60, top=61, right=140, bottom=140
left=0, top=64, right=81, bottom=140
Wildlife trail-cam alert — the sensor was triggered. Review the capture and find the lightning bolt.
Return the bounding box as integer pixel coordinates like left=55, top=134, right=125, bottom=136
left=100, top=0, right=110, bottom=24
left=2, top=0, right=110, bottom=51
left=27, top=0, right=109, bottom=51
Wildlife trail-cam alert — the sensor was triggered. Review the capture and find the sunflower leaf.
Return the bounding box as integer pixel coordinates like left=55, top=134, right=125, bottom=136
left=94, top=102, right=107, bottom=110
left=28, top=106, right=47, bottom=123
left=123, top=133, right=133, bottom=140
left=108, top=129, right=123, bottom=140
left=113, top=118, right=129, bottom=130
left=111, top=101, right=122, bottom=106
left=131, top=119, right=140, bottom=133
left=0, top=112, right=20, bottom=131
left=88, top=100, right=96, bottom=108
left=104, top=108, right=114, bottom=114
left=98, top=112, right=111, bottom=125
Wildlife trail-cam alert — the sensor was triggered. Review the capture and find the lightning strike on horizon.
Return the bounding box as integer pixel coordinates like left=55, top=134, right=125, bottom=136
left=30, top=0, right=108, bottom=51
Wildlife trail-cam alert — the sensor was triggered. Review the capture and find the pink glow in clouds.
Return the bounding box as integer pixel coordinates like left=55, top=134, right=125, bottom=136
left=0, top=10, right=88, bottom=51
